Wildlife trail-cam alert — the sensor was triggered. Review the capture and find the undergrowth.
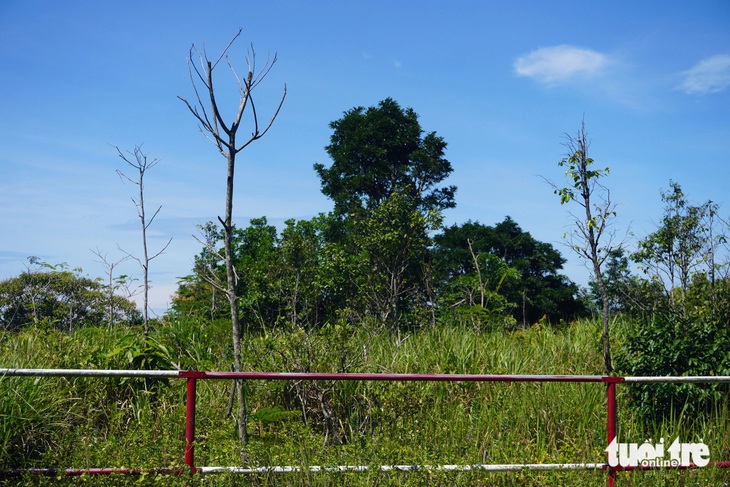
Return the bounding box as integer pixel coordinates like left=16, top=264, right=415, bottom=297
left=0, top=318, right=728, bottom=486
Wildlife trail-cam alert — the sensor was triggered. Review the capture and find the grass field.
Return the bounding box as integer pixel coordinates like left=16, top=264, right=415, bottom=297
left=1, top=318, right=728, bottom=486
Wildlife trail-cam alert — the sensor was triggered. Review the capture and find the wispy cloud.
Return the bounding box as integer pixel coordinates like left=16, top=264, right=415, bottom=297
left=514, top=45, right=610, bottom=84
left=678, top=54, right=730, bottom=95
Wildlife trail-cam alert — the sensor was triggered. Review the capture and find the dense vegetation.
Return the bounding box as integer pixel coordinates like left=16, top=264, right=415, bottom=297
left=1, top=319, right=728, bottom=486
left=1, top=99, right=729, bottom=485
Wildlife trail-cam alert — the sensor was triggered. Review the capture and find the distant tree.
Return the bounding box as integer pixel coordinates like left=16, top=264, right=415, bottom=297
left=171, top=222, right=226, bottom=323
left=349, top=189, right=442, bottom=327
left=277, top=217, right=328, bottom=328
left=91, top=248, right=137, bottom=330
left=433, top=217, right=583, bottom=326
left=0, top=258, right=140, bottom=332
left=436, top=238, right=520, bottom=330
left=115, top=145, right=172, bottom=335
left=231, top=217, right=280, bottom=330
left=173, top=215, right=332, bottom=330
left=178, top=29, right=286, bottom=446
left=550, top=123, right=619, bottom=374
left=615, top=183, right=730, bottom=424
left=587, top=248, right=632, bottom=313
left=632, top=181, right=716, bottom=309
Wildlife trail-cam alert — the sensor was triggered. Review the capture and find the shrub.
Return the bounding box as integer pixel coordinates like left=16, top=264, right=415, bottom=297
left=615, top=310, right=730, bottom=424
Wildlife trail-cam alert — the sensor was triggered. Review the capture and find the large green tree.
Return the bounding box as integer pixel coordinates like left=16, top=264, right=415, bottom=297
left=314, top=98, right=455, bottom=328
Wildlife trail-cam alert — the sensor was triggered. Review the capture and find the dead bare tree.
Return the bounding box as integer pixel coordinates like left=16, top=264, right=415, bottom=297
left=178, top=29, right=286, bottom=446
left=115, top=145, right=172, bottom=335
left=91, top=248, right=136, bottom=330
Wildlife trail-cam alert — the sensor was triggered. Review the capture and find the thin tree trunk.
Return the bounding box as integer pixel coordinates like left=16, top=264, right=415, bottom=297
left=138, top=172, right=150, bottom=334
left=222, top=150, right=248, bottom=446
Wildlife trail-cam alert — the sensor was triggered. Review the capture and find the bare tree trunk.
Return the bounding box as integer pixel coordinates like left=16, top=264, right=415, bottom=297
left=592, top=246, right=613, bottom=373
left=179, top=30, right=285, bottom=448
left=577, top=131, right=613, bottom=373
left=115, top=145, right=172, bottom=335
left=91, top=249, right=130, bottom=331
left=221, top=149, right=248, bottom=445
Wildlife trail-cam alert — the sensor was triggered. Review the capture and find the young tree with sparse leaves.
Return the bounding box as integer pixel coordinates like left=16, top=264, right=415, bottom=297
left=550, top=123, right=619, bottom=374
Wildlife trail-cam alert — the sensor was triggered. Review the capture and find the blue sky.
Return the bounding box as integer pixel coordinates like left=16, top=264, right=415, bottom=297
left=1, top=1, right=729, bottom=314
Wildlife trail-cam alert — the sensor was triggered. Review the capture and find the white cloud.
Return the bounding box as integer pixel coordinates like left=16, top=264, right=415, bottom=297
left=514, top=45, right=610, bottom=84
left=679, top=54, right=730, bottom=95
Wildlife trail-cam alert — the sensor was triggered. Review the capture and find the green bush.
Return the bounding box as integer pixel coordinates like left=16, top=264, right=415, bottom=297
left=615, top=310, right=730, bottom=423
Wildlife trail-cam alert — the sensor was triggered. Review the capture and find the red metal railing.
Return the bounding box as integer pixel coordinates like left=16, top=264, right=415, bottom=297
left=2, top=368, right=729, bottom=485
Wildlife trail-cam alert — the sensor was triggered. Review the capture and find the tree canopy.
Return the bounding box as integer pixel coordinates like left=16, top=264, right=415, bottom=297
left=0, top=260, right=140, bottom=333
left=314, top=98, right=456, bottom=214
left=433, top=217, right=583, bottom=325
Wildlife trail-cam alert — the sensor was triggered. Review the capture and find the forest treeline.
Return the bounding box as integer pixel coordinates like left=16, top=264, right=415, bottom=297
left=2, top=99, right=728, bottom=334
left=1, top=98, right=729, bottom=420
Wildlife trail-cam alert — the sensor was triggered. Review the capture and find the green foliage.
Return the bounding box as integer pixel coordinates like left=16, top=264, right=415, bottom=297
left=553, top=123, right=619, bottom=374
left=171, top=215, right=341, bottom=331
left=173, top=99, right=462, bottom=331
left=314, top=97, right=455, bottom=214
left=2, top=320, right=728, bottom=485
left=587, top=248, right=668, bottom=319
left=434, top=218, right=584, bottom=325
left=633, top=181, right=719, bottom=307
left=277, top=217, right=329, bottom=328
left=557, top=150, right=610, bottom=206
left=615, top=302, right=730, bottom=423
left=231, top=217, right=281, bottom=330
left=344, top=190, right=442, bottom=328
left=0, top=327, right=181, bottom=470
left=313, top=98, right=457, bottom=329
left=437, top=252, right=519, bottom=330
left=172, top=222, right=229, bottom=322
left=0, top=373, right=74, bottom=469
left=249, top=315, right=368, bottom=444
left=104, top=333, right=176, bottom=370
left=0, top=259, right=140, bottom=332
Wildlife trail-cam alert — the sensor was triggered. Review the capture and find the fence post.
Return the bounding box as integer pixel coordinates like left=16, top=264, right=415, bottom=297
left=185, top=377, right=197, bottom=474
left=606, top=378, right=618, bottom=486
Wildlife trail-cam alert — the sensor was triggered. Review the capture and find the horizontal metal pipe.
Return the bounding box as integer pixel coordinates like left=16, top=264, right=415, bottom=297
left=198, top=463, right=609, bottom=474
left=2, top=467, right=187, bottom=477
left=6, top=461, right=730, bottom=477
left=2, top=368, right=729, bottom=384
left=623, top=376, right=730, bottom=383
left=178, top=371, right=609, bottom=382
left=0, top=368, right=179, bottom=378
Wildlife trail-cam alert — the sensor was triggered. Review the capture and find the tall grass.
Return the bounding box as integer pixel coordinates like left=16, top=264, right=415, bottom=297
left=1, top=318, right=728, bottom=486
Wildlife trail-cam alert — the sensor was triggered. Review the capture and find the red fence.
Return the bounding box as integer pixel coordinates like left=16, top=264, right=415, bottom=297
left=2, top=368, right=729, bottom=485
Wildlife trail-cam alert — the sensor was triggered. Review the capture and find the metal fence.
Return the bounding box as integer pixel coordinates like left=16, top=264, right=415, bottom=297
left=1, top=368, right=729, bottom=486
